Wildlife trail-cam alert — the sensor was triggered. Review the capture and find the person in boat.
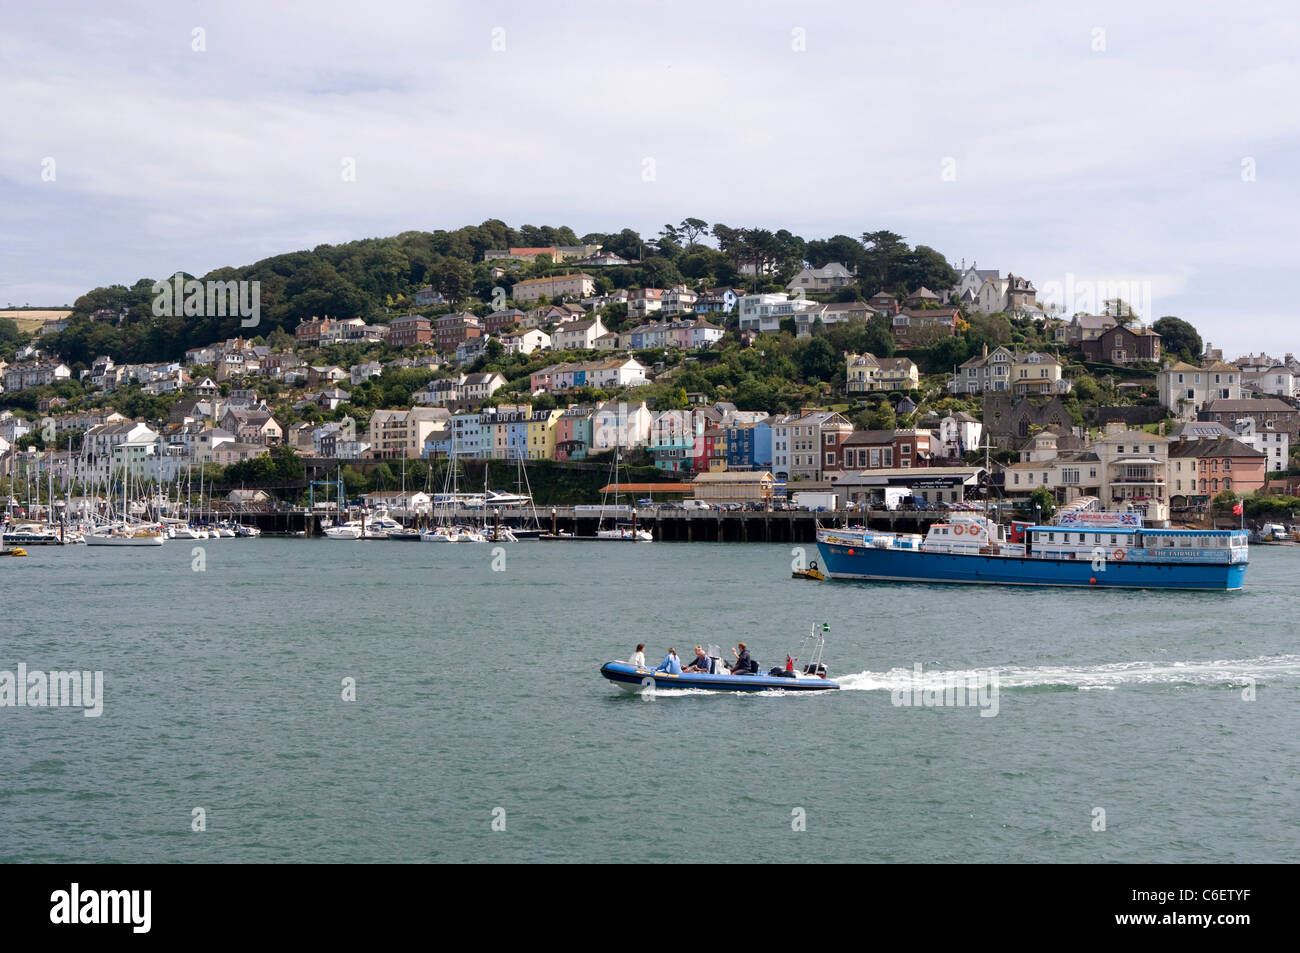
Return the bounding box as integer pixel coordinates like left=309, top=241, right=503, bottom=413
left=683, top=646, right=710, bottom=673
left=655, top=648, right=683, bottom=675
left=730, top=642, right=754, bottom=675
left=631, top=644, right=646, bottom=668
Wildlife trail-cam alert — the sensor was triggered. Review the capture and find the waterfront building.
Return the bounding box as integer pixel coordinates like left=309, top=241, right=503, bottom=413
left=526, top=408, right=564, bottom=460
left=650, top=409, right=704, bottom=473
left=555, top=405, right=593, bottom=461
left=1094, top=428, right=1169, bottom=521
left=368, top=407, right=451, bottom=460
left=1167, top=436, right=1267, bottom=504
left=691, top=470, right=776, bottom=505
left=591, top=401, right=652, bottom=451
left=833, top=466, right=987, bottom=508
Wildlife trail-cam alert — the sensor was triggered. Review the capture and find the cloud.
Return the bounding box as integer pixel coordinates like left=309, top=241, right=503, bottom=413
left=2, top=0, right=1299, bottom=353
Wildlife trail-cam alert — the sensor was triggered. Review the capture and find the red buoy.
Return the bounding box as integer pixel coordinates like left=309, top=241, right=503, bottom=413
left=1089, top=577, right=1097, bottom=585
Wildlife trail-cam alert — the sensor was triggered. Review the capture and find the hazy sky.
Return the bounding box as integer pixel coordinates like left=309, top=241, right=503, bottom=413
left=3, top=1, right=1298, bottom=357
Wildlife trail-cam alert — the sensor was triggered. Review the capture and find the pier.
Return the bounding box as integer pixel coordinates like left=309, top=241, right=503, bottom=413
left=528, top=507, right=944, bottom=543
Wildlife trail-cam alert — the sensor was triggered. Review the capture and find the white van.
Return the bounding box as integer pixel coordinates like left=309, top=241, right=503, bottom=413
left=681, top=499, right=712, bottom=511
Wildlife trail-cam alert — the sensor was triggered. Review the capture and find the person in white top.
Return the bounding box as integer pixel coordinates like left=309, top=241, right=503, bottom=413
left=631, top=644, right=646, bottom=668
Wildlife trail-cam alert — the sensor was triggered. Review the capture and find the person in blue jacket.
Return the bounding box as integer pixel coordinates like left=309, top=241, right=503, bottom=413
left=655, top=648, right=683, bottom=675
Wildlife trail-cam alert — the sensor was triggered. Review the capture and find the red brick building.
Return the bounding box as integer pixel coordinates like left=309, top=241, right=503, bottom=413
left=388, top=315, right=432, bottom=348
left=483, top=309, right=527, bottom=335
left=1168, top=437, right=1266, bottom=501
left=837, top=429, right=933, bottom=471
left=1081, top=325, right=1161, bottom=365
left=434, top=312, right=482, bottom=352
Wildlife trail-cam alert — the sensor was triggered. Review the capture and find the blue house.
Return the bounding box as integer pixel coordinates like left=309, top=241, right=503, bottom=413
left=726, top=420, right=773, bottom=470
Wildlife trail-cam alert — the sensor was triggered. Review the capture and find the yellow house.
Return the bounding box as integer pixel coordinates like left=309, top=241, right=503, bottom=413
left=527, top=408, right=564, bottom=460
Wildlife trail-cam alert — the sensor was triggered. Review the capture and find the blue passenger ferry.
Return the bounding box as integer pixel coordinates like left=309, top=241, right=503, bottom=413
left=815, top=502, right=1248, bottom=591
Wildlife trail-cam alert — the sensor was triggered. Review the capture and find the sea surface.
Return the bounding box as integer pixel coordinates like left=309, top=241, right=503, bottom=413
left=2, top=538, right=1298, bottom=863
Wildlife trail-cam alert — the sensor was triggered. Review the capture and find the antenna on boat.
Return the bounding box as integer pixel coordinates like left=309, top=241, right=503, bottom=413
left=981, top=435, right=992, bottom=522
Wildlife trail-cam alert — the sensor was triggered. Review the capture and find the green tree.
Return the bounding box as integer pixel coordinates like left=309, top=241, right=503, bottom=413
left=1151, top=316, right=1202, bottom=363
left=864, top=402, right=896, bottom=430
left=798, top=337, right=838, bottom=383
left=1028, top=486, right=1056, bottom=520
left=429, top=257, right=473, bottom=303
left=860, top=230, right=908, bottom=288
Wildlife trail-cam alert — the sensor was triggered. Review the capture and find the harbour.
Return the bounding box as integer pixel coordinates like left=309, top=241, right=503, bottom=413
left=3, top=539, right=1298, bottom=864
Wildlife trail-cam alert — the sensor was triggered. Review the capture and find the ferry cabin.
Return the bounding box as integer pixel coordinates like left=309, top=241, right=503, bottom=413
left=919, top=517, right=1248, bottom=565
left=1021, top=525, right=1248, bottom=564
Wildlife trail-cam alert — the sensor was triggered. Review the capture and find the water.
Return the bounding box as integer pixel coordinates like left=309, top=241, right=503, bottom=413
left=2, top=540, right=1298, bottom=862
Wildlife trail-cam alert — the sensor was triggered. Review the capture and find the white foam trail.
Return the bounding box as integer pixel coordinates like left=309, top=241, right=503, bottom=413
left=835, top=655, right=1300, bottom=692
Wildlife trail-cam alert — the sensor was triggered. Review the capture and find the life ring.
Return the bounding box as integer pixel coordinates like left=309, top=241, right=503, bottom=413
left=1113, top=548, right=1126, bottom=561
left=953, top=524, right=964, bottom=535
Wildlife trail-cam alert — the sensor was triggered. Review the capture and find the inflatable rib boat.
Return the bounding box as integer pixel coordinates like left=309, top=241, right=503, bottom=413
left=601, top=624, right=840, bottom=693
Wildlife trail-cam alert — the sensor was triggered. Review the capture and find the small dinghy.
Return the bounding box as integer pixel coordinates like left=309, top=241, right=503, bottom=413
left=792, top=559, right=824, bottom=581
left=601, top=623, right=840, bottom=693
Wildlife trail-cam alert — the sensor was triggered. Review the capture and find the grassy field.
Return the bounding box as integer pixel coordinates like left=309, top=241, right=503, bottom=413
left=0, top=310, right=71, bottom=333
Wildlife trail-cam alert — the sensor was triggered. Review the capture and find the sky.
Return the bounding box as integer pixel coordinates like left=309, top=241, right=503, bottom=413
left=2, top=0, right=1299, bottom=357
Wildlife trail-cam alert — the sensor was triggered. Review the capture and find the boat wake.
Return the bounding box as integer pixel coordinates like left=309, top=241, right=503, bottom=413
left=834, top=655, right=1300, bottom=693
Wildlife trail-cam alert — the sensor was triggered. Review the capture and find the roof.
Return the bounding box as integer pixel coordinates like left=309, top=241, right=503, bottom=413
left=1168, top=422, right=1236, bottom=439
left=877, top=358, right=917, bottom=371
left=693, top=471, right=776, bottom=483
left=1100, top=429, right=1168, bottom=442
left=597, top=483, right=694, bottom=494
left=1168, top=438, right=1264, bottom=458
left=842, top=430, right=896, bottom=446
left=1202, top=398, right=1293, bottom=413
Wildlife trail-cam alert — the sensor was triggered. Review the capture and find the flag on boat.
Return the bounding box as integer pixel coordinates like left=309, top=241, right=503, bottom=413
left=1232, top=501, right=1244, bottom=515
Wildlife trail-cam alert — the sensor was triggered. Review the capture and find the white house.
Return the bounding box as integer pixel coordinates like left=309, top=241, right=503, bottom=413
left=786, top=262, right=856, bottom=295
left=552, top=317, right=607, bottom=351
left=1157, top=360, right=1242, bottom=418
left=737, top=293, right=820, bottom=334
left=591, top=401, right=652, bottom=451
left=502, top=328, right=551, bottom=355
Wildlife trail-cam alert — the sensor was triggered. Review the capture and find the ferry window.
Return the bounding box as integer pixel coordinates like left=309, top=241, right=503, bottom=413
left=1048, top=533, right=1055, bottom=542
left=1110, top=535, right=1117, bottom=545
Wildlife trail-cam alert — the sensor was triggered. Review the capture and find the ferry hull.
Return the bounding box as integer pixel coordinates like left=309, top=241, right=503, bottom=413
left=816, top=541, right=1247, bottom=591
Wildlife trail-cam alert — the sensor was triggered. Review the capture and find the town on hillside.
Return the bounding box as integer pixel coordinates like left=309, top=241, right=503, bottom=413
left=3, top=222, right=1300, bottom=531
